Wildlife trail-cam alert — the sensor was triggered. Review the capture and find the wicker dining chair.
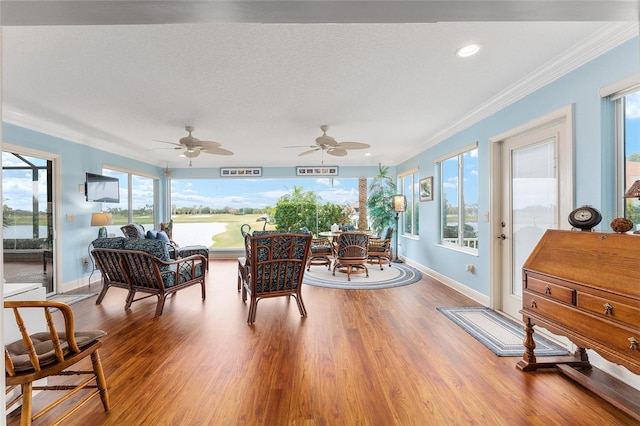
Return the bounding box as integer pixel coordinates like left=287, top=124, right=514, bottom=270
left=306, top=237, right=334, bottom=271
left=332, top=232, right=369, bottom=281
left=367, top=227, right=394, bottom=270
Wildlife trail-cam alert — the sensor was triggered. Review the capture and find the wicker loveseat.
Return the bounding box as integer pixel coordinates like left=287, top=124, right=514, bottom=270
left=91, top=237, right=208, bottom=317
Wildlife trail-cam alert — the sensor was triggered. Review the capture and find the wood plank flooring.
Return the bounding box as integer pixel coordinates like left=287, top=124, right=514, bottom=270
left=7, top=260, right=638, bottom=425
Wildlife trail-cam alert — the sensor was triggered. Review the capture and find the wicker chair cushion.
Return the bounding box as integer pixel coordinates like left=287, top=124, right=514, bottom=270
left=6, top=330, right=107, bottom=373
left=123, top=238, right=170, bottom=261
left=310, top=239, right=332, bottom=254
left=92, top=237, right=126, bottom=249
left=177, top=245, right=209, bottom=258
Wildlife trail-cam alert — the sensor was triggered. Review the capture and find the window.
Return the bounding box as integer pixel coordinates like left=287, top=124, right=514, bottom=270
left=169, top=178, right=362, bottom=250
left=399, top=171, right=419, bottom=236
left=439, top=145, right=478, bottom=251
left=618, top=89, right=640, bottom=227
left=103, top=167, right=157, bottom=235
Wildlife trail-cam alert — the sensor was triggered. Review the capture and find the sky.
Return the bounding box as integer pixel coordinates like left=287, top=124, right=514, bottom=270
left=170, top=177, right=361, bottom=209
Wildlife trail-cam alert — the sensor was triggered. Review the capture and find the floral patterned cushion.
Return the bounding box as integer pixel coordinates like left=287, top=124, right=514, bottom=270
left=252, top=233, right=310, bottom=293
left=123, top=238, right=170, bottom=262
left=92, top=237, right=126, bottom=250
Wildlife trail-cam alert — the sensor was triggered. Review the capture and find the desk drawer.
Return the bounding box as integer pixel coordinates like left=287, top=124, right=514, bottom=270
left=577, top=292, right=640, bottom=326
left=524, top=291, right=640, bottom=364
left=523, top=291, right=569, bottom=323
left=525, top=276, right=575, bottom=304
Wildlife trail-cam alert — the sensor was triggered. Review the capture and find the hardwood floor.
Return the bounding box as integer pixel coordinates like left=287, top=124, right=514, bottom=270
left=7, top=260, right=638, bottom=425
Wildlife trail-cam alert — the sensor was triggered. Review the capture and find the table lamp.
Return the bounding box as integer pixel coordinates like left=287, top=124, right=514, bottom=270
left=624, top=180, right=640, bottom=200
left=623, top=180, right=640, bottom=233
left=392, top=194, right=406, bottom=263
left=91, top=212, right=113, bottom=238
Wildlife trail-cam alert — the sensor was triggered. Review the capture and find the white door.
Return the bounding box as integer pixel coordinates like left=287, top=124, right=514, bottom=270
left=490, top=107, right=573, bottom=319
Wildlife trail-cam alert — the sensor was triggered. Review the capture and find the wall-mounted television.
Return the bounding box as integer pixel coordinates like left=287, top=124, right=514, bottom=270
left=85, top=172, right=120, bottom=203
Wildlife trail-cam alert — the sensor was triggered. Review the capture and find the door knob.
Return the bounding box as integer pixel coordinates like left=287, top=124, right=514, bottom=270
left=498, top=234, right=506, bottom=240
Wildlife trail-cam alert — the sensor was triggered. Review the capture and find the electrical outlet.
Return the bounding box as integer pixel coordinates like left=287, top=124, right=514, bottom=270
left=81, top=257, right=89, bottom=266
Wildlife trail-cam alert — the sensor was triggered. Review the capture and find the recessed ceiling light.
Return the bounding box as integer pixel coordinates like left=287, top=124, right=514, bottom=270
left=364, top=153, right=372, bottom=157
left=456, top=43, right=480, bottom=58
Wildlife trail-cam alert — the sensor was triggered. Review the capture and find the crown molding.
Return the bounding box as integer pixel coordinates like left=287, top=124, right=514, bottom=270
left=420, top=22, right=639, bottom=151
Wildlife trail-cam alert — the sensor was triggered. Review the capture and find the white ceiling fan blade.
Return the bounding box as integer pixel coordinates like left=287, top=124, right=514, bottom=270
left=198, top=140, right=223, bottom=148
left=201, top=146, right=234, bottom=156
left=284, top=145, right=316, bottom=149
left=299, top=148, right=321, bottom=156
left=335, top=142, right=370, bottom=150
left=327, top=148, right=348, bottom=157
left=154, top=140, right=183, bottom=148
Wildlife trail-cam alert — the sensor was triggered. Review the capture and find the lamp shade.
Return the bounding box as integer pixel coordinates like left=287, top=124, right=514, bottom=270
left=624, top=180, right=640, bottom=199
left=91, top=212, right=113, bottom=227
left=392, top=194, right=407, bottom=212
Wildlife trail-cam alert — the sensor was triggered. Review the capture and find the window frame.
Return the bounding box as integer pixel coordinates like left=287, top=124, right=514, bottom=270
left=398, top=168, right=419, bottom=238
left=437, top=142, right=479, bottom=253
left=615, top=87, right=640, bottom=227
left=103, top=165, right=159, bottom=229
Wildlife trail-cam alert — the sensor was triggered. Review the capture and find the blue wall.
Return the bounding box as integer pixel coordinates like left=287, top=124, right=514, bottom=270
left=395, top=37, right=639, bottom=297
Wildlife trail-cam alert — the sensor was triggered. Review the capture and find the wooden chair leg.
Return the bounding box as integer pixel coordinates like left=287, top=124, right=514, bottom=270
left=125, top=290, right=136, bottom=310
left=295, top=293, right=307, bottom=317
left=95, top=284, right=110, bottom=305
left=247, top=297, right=258, bottom=324
left=91, top=351, right=111, bottom=411
left=20, top=382, right=33, bottom=426
left=154, top=296, right=167, bottom=317
left=201, top=281, right=206, bottom=300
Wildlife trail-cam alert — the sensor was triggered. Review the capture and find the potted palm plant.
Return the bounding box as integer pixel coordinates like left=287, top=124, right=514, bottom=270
left=367, top=163, right=397, bottom=236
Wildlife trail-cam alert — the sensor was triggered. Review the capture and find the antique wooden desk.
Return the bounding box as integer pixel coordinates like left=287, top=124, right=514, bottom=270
left=518, top=229, right=640, bottom=419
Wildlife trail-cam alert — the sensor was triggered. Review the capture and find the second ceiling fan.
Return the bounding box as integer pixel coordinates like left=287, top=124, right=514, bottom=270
left=288, top=125, right=370, bottom=157
left=156, top=126, right=234, bottom=159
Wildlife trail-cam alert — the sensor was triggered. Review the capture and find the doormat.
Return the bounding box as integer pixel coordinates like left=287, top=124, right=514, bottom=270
left=437, top=306, right=569, bottom=357
left=304, top=262, right=421, bottom=290
left=47, top=293, right=96, bottom=306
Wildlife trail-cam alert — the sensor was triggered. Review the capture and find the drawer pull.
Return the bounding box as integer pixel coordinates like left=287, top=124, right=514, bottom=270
left=544, top=285, right=551, bottom=295
left=530, top=300, right=537, bottom=308
left=629, top=337, right=639, bottom=351
left=604, top=303, right=613, bottom=315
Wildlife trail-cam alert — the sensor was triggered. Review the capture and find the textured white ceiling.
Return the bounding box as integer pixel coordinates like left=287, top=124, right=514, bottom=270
left=2, top=2, right=639, bottom=168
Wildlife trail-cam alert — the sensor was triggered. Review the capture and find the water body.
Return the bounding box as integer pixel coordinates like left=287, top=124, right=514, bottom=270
left=172, top=222, right=227, bottom=247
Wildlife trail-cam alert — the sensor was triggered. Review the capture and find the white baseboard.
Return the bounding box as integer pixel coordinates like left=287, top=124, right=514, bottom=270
left=403, top=258, right=490, bottom=306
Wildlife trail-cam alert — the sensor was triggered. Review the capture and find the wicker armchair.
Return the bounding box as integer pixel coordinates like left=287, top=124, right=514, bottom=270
left=367, top=227, right=394, bottom=270
left=332, top=232, right=369, bottom=281
left=242, top=232, right=312, bottom=324
left=5, top=301, right=110, bottom=425
left=307, top=237, right=333, bottom=270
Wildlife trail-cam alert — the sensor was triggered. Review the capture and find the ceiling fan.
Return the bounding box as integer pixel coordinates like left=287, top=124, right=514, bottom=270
left=286, top=125, right=371, bottom=157
left=155, top=126, right=234, bottom=161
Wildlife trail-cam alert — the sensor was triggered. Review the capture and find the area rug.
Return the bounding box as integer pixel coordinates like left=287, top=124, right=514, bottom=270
left=437, top=306, right=569, bottom=357
left=47, top=293, right=96, bottom=306
left=303, top=262, right=422, bottom=290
